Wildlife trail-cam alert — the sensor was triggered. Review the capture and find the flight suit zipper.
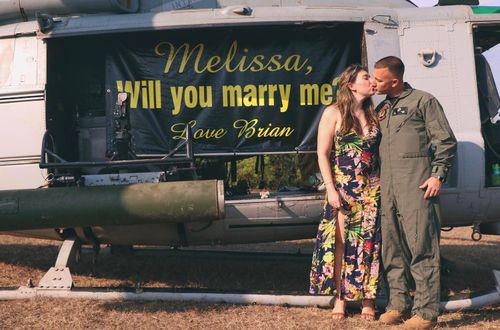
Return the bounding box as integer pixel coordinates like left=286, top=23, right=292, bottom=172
left=385, top=96, right=403, bottom=129
left=386, top=101, right=393, bottom=129
left=395, top=112, right=416, bottom=133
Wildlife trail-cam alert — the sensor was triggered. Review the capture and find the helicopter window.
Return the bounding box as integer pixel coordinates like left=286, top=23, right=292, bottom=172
left=192, top=153, right=320, bottom=199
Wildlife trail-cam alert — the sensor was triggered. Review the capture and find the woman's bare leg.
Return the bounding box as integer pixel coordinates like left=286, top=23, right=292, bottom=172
left=332, top=209, right=346, bottom=318
left=361, top=299, right=376, bottom=321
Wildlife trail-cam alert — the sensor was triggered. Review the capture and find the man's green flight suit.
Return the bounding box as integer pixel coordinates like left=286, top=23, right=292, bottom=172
left=375, top=83, right=457, bottom=321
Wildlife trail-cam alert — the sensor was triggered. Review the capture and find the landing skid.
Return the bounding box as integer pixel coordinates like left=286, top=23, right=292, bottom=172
left=2, top=239, right=500, bottom=311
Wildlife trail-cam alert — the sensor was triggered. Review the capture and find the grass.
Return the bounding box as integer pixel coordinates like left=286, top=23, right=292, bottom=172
left=0, top=227, right=498, bottom=329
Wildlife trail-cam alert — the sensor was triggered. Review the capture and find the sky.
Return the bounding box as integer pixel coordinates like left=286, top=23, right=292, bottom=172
left=412, top=0, right=500, bottom=92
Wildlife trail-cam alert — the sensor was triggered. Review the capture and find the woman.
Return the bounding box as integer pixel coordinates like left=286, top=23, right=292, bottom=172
left=309, top=64, right=381, bottom=321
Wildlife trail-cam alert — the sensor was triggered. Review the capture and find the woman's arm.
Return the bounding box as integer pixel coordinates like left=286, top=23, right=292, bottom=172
left=317, top=105, right=342, bottom=209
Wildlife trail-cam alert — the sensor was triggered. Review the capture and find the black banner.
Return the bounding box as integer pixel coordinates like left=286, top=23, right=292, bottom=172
left=105, top=24, right=362, bottom=155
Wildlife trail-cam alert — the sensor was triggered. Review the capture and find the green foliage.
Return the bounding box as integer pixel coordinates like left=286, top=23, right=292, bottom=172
left=236, top=155, right=307, bottom=190
left=196, top=154, right=319, bottom=192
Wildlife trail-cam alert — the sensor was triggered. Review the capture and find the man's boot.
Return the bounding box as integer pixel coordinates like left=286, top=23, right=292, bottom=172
left=403, top=315, right=437, bottom=329
left=379, top=310, right=405, bottom=325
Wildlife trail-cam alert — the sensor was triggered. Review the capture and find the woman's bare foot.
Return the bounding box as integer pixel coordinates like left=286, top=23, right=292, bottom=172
left=332, top=298, right=346, bottom=320
left=360, top=299, right=376, bottom=321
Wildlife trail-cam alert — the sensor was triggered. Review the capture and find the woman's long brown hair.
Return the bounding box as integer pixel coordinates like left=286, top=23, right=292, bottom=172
left=335, top=64, right=378, bottom=136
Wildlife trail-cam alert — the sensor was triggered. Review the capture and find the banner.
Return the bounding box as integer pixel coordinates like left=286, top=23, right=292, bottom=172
left=105, top=24, right=362, bottom=155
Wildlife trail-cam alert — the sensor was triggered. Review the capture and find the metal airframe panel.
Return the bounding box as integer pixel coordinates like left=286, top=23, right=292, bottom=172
left=36, top=6, right=396, bottom=38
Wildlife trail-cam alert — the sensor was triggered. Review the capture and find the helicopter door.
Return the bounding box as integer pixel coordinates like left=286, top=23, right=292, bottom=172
left=473, top=24, right=500, bottom=188
left=396, top=16, right=484, bottom=191
left=45, top=38, right=107, bottom=175
left=394, top=15, right=483, bottom=226
left=0, top=34, right=47, bottom=190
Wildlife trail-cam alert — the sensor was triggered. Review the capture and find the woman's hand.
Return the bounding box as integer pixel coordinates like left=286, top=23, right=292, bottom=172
left=327, top=189, right=342, bottom=209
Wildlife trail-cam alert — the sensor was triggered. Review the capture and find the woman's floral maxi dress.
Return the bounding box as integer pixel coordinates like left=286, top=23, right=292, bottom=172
left=309, top=127, right=381, bottom=300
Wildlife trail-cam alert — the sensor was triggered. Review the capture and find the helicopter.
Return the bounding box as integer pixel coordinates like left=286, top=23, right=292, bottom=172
left=0, top=0, right=499, bottom=292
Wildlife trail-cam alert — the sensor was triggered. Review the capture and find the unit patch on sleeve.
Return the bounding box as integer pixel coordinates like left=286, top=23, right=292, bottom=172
left=377, top=104, right=389, bottom=121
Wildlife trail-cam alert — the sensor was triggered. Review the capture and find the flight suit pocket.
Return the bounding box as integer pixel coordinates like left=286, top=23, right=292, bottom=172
left=399, top=152, right=429, bottom=158
left=399, top=155, right=431, bottom=174
left=394, top=109, right=417, bottom=132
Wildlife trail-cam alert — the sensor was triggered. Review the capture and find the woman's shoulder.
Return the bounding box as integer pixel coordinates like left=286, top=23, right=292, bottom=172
left=322, top=104, right=341, bottom=119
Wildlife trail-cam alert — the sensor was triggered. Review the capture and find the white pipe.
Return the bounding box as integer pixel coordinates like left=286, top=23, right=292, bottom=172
left=0, top=288, right=498, bottom=312
left=1, top=270, right=499, bottom=311
left=0, top=0, right=139, bottom=21
left=0, top=289, right=335, bottom=306
left=440, top=290, right=500, bottom=311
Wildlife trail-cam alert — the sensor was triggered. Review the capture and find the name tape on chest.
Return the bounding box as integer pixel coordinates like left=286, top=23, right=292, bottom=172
left=392, top=107, right=408, bottom=116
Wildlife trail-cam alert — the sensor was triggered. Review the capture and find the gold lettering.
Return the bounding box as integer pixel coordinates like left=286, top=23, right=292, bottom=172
left=141, top=80, right=148, bottom=108
left=205, top=55, right=222, bottom=73
left=155, top=42, right=204, bottom=73
left=284, top=55, right=308, bottom=72
left=171, top=120, right=227, bottom=140
left=243, top=85, right=257, bottom=107
left=222, top=85, right=243, bottom=107
left=257, top=85, right=268, bottom=106
left=116, top=81, right=141, bottom=109
left=213, top=128, right=227, bottom=139
left=320, top=83, right=333, bottom=105
left=233, top=119, right=258, bottom=138
left=155, top=40, right=312, bottom=75
left=170, top=86, right=184, bottom=115
left=234, top=120, right=295, bottom=138
left=155, top=80, right=162, bottom=109
left=279, top=84, right=291, bottom=113
left=279, top=126, right=294, bottom=137
left=250, top=55, right=265, bottom=72
left=300, top=84, right=320, bottom=106
left=171, top=120, right=196, bottom=139
left=267, top=55, right=282, bottom=72
left=184, top=86, right=198, bottom=108
left=193, top=127, right=227, bottom=139
left=199, top=86, right=213, bottom=108
left=267, top=84, right=277, bottom=107
left=148, top=80, right=155, bottom=109
left=236, top=48, right=250, bottom=72
left=257, top=123, right=295, bottom=137
left=257, top=123, right=272, bottom=138
left=224, top=40, right=239, bottom=72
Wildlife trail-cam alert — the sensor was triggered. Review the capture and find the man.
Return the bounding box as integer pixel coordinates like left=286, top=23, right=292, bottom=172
left=373, top=56, right=457, bottom=329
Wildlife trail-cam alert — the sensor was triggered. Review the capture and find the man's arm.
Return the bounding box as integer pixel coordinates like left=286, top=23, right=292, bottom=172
left=418, top=97, right=457, bottom=199
left=423, top=97, right=458, bottom=181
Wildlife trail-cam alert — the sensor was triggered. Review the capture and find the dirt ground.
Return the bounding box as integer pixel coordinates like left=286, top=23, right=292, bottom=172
left=0, top=226, right=498, bottom=329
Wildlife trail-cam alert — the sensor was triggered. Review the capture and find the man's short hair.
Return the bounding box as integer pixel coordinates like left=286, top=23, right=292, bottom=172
left=375, top=56, right=405, bottom=79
